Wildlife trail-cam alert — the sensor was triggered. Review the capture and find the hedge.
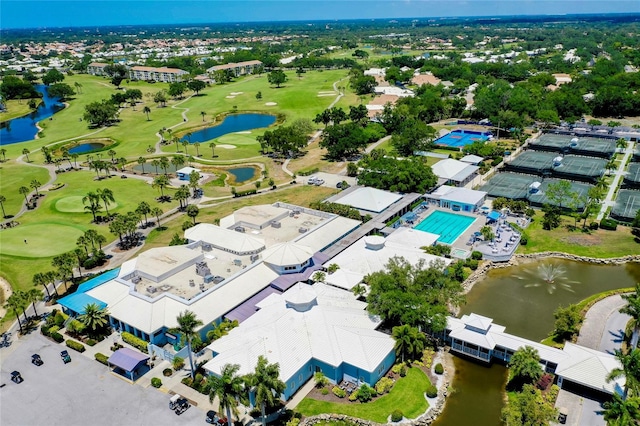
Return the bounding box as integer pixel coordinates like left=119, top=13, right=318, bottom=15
left=121, top=331, right=149, bottom=353
left=95, top=353, right=109, bottom=365
left=50, top=331, right=64, bottom=343
left=297, top=167, right=319, bottom=176
left=332, top=386, right=347, bottom=398
left=600, top=218, right=618, bottom=231
left=426, top=384, right=438, bottom=398
left=233, top=189, right=257, bottom=198
left=85, top=338, right=98, bottom=347
left=66, top=339, right=86, bottom=353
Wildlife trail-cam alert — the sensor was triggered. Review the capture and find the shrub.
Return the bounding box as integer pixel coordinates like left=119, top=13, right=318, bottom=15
left=466, top=259, right=479, bottom=270
left=426, top=385, right=438, bottom=398
left=233, top=189, right=257, bottom=198
left=95, top=353, right=109, bottom=365
left=85, top=338, right=98, bottom=347
left=356, top=384, right=374, bottom=402
left=320, top=387, right=329, bottom=395
left=121, top=331, right=149, bottom=353
left=375, top=377, right=394, bottom=394
left=348, top=391, right=358, bottom=402
left=151, top=377, right=162, bottom=388
left=173, top=356, right=185, bottom=371
left=50, top=331, right=64, bottom=343
left=54, top=312, right=68, bottom=327
left=41, top=324, right=50, bottom=336
left=391, top=363, right=405, bottom=375
left=434, top=363, right=444, bottom=375
left=491, top=156, right=503, bottom=167
left=66, top=319, right=86, bottom=334
left=181, top=377, right=192, bottom=386
left=48, top=325, right=60, bottom=335
left=286, top=418, right=301, bottom=426
left=391, top=410, right=404, bottom=422
left=600, top=218, right=618, bottom=231
left=46, top=309, right=59, bottom=326
left=399, top=365, right=407, bottom=377
left=471, top=250, right=483, bottom=260
left=536, top=373, right=554, bottom=391
left=519, top=233, right=529, bottom=246
left=314, top=372, right=329, bottom=388
left=66, top=339, right=86, bottom=353
left=163, top=368, right=173, bottom=377
left=589, top=221, right=599, bottom=230
left=332, top=386, right=347, bottom=398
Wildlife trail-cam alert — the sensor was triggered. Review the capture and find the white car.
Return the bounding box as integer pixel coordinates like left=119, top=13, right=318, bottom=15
left=308, top=176, right=318, bottom=185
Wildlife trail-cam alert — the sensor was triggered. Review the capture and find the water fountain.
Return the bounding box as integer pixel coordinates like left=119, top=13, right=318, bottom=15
left=514, top=262, right=581, bottom=294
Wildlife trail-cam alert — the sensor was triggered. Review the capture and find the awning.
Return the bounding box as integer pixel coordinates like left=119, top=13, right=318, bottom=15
left=57, top=293, right=107, bottom=315
left=487, top=211, right=501, bottom=221
left=77, top=268, right=119, bottom=293
left=108, top=347, right=149, bottom=372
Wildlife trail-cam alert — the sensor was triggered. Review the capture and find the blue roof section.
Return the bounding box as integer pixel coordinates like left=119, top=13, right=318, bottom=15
left=224, top=286, right=281, bottom=323
left=108, top=347, right=149, bottom=371
left=57, top=293, right=107, bottom=315
left=77, top=268, right=119, bottom=293
left=487, top=211, right=501, bottom=220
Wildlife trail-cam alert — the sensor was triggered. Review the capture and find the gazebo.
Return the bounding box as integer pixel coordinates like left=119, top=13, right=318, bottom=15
left=107, top=347, right=150, bottom=382
left=486, top=211, right=501, bottom=223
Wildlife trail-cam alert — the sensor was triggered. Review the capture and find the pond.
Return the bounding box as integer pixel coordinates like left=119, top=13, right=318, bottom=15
left=68, top=142, right=106, bottom=154
left=434, top=259, right=640, bottom=426
left=228, top=167, right=256, bottom=183
left=0, top=84, right=65, bottom=145
left=182, top=113, right=276, bottom=143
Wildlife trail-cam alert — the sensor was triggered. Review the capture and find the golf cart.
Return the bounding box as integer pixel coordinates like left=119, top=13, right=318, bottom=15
left=558, top=407, right=568, bottom=424
left=169, top=394, right=183, bottom=410
left=206, top=411, right=219, bottom=424
left=60, top=350, right=71, bottom=364
left=11, top=371, right=24, bottom=384
left=31, top=354, right=44, bottom=366
left=173, top=397, right=190, bottom=415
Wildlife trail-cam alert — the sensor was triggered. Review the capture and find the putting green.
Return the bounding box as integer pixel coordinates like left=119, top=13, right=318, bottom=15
left=55, top=196, right=118, bottom=213
left=1, top=223, right=84, bottom=257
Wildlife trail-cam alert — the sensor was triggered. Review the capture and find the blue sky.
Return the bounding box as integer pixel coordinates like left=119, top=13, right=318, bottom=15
left=2, top=1, right=639, bottom=30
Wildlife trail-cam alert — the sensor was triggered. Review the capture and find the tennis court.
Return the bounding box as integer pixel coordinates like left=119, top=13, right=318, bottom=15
left=481, top=172, right=538, bottom=200
left=611, top=189, right=640, bottom=221
left=530, top=134, right=617, bottom=158
left=435, top=129, right=491, bottom=148
left=413, top=210, right=477, bottom=244
left=527, top=179, right=592, bottom=211
left=623, top=163, right=640, bottom=188
left=504, top=151, right=605, bottom=182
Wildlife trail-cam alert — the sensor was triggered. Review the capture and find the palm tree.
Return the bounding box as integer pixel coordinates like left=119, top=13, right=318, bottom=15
left=78, top=303, right=110, bottom=335
left=392, top=324, right=425, bottom=363
left=22, top=148, right=30, bottom=162
left=4, top=293, right=26, bottom=334
left=606, top=158, right=618, bottom=176
left=26, top=288, right=44, bottom=317
left=136, top=201, right=151, bottom=226
left=0, top=194, right=6, bottom=217
left=97, top=188, right=115, bottom=218
left=207, top=363, right=247, bottom=426
left=201, top=111, right=206, bottom=122
left=71, top=153, right=79, bottom=168
left=159, top=156, right=170, bottom=175
left=151, top=159, right=160, bottom=174
left=245, top=356, right=286, bottom=426
left=33, top=272, right=51, bottom=299
left=617, top=138, right=628, bottom=151
left=82, top=191, right=102, bottom=222
left=312, top=271, right=326, bottom=283
left=152, top=175, right=170, bottom=198
left=175, top=185, right=190, bottom=209
left=30, top=179, right=41, bottom=197
left=143, top=106, right=151, bottom=120
left=182, top=140, right=190, bottom=155
left=151, top=207, right=163, bottom=227
left=620, top=284, right=640, bottom=350
left=19, top=186, right=30, bottom=204
left=607, top=348, right=640, bottom=398
left=601, top=393, right=640, bottom=425
left=194, top=142, right=201, bottom=157
left=137, top=157, right=147, bottom=174
left=209, top=142, right=216, bottom=158
left=171, top=155, right=185, bottom=173
left=74, top=81, right=82, bottom=94
left=108, top=149, right=117, bottom=163
left=509, top=346, right=543, bottom=389
left=172, top=310, right=203, bottom=380
left=173, top=136, right=181, bottom=152
left=0, top=148, right=6, bottom=161
left=480, top=225, right=495, bottom=242
left=186, top=204, right=199, bottom=224
left=159, top=128, right=165, bottom=143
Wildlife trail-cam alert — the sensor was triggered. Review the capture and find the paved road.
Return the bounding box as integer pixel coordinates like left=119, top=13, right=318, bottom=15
left=597, top=140, right=634, bottom=221
left=577, top=294, right=629, bottom=353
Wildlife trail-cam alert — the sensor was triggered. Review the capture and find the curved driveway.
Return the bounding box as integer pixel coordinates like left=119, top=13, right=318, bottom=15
left=577, top=294, right=630, bottom=354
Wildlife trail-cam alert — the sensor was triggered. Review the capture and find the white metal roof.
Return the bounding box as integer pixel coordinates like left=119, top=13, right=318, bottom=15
left=386, top=227, right=439, bottom=249
left=176, top=166, right=201, bottom=175
left=460, top=154, right=484, bottom=164
left=334, top=187, right=402, bottom=213
left=204, top=282, right=394, bottom=382
left=556, top=343, right=624, bottom=394
left=428, top=186, right=487, bottom=206
left=432, top=159, right=479, bottom=182
left=262, top=242, right=314, bottom=267
left=185, top=223, right=265, bottom=254
left=294, top=216, right=361, bottom=252
left=324, top=269, right=365, bottom=291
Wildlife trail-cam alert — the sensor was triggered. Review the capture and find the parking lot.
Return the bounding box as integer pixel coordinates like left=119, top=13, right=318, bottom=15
left=0, top=333, right=205, bottom=425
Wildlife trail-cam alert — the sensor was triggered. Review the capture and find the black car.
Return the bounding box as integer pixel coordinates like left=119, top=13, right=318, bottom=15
left=60, top=350, right=71, bottom=364
left=205, top=410, right=218, bottom=424
left=31, top=354, right=44, bottom=366
left=11, top=371, right=23, bottom=384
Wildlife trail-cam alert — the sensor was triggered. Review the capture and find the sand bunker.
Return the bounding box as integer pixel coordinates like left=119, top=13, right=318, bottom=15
left=225, top=95, right=236, bottom=99
left=216, top=144, right=237, bottom=149
left=230, top=92, right=244, bottom=96
left=235, top=131, right=252, bottom=134
left=317, top=94, right=336, bottom=97
left=318, top=91, right=336, bottom=94
left=265, top=102, right=277, bottom=106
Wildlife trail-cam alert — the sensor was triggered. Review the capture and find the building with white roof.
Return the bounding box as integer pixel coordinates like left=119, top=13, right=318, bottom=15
left=204, top=282, right=396, bottom=400
left=444, top=313, right=624, bottom=397
left=460, top=154, right=484, bottom=165
left=176, top=166, right=201, bottom=181
left=425, top=186, right=487, bottom=213
left=432, top=158, right=479, bottom=187
left=333, top=187, right=403, bottom=214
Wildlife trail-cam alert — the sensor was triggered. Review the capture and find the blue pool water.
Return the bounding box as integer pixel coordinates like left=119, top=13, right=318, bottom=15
left=0, top=84, right=65, bottom=145
left=435, top=129, right=491, bottom=148
left=414, top=210, right=476, bottom=244
left=182, top=113, right=276, bottom=144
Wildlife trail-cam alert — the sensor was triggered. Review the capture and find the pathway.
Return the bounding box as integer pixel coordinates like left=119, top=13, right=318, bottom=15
left=153, top=95, right=194, bottom=153
left=577, top=294, right=630, bottom=353
left=596, top=140, right=634, bottom=221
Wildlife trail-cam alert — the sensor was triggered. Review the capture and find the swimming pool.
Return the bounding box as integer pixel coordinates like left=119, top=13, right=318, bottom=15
left=414, top=210, right=477, bottom=244
left=435, top=129, right=491, bottom=148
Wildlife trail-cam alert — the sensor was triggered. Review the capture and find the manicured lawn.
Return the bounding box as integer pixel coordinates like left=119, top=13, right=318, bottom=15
left=0, top=99, right=35, bottom=121
left=0, top=161, right=51, bottom=217
left=517, top=213, right=638, bottom=258
left=295, top=368, right=431, bottom=423
left=1, top=222, right=84, bottom=257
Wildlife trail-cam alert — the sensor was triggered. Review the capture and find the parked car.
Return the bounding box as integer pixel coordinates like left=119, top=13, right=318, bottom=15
left=307, top=176, right=318, bottom=185
left=558, top=407, right=568, bottom=424
left=314, top=179, right=324, bottom=186
left=31, top=354, right=43, bottom=366
left=205, top=411, right=219, bottom=424
left=11, top=371, right=23, bottom=384
left=173, top=398, right=190, bottom=415
left=60, top=350, right=71, bottom=364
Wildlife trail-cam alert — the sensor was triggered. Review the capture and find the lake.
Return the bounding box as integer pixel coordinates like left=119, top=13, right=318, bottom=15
left=228, top=167, right=256, bottom=183
left=182, top=113, right=276, bottom=143
left=0, top=84, right=65, bottom=145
